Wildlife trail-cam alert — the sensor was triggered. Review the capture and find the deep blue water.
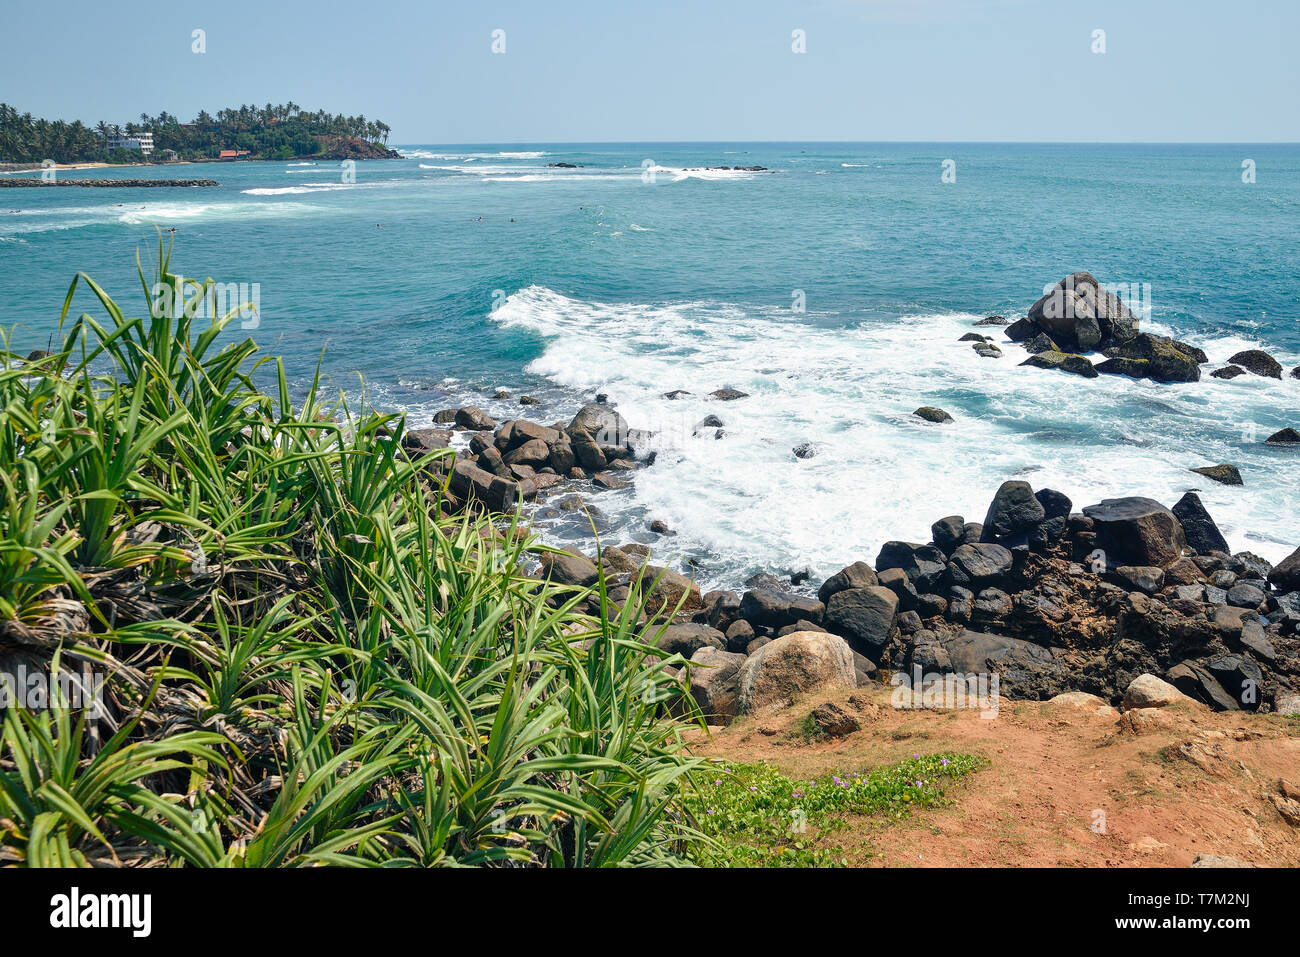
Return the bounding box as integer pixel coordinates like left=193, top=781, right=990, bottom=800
left=3, top=143, right=1298, bottom=584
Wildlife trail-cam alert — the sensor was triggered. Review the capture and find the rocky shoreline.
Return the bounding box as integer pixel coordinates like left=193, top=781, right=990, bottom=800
left=399, top=270, right=1299, bottom=725
left=0, top=178, right=219, bottom=188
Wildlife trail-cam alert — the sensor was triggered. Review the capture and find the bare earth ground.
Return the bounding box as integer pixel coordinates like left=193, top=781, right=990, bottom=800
left=687, top=686, right=1300, bottom=867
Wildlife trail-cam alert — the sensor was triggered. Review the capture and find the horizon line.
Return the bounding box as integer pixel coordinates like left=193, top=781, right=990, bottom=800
left=389, top=139, right=1300, bottom=147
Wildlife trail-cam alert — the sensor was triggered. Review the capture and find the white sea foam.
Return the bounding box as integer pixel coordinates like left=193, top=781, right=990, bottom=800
left=241, top=185, right=350, bottom=195
left=490, top=286, right=1300, bottom=586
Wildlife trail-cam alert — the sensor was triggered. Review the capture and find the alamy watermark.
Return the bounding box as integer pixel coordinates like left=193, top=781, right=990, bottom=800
left=1, top=663, right=104, bottom=717
left=150, top=275, right=260, bottom=329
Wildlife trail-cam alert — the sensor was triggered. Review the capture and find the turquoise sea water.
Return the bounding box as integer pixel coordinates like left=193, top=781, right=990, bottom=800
left=3, top=143, right=1298, bottom=585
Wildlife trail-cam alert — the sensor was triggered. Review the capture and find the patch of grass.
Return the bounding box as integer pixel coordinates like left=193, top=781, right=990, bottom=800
left=685, top=753, right=983, bottom=867
left=791, top=711, right=823, bottom=743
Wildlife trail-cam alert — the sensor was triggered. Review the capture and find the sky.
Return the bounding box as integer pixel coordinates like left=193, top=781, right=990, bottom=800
left=1, top=0, right=1297, bottom=143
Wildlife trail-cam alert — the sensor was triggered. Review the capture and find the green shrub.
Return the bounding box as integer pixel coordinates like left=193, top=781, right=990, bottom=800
left=0, top=236, right=704, bottom=867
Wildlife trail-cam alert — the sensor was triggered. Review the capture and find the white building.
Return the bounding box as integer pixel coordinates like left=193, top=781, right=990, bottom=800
left=105, top=131, right=154, bottom=155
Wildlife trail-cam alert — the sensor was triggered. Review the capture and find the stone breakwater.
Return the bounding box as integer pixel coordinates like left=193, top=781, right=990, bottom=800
left=0, top=178, right=219, bottom=188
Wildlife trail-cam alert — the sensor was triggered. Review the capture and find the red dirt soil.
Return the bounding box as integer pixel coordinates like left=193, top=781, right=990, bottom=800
left=687, top=685, right=1300, bottom=867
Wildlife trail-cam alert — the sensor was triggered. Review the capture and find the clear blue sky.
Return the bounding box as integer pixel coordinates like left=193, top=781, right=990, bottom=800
left=2, top=0, right=1296, bottom=143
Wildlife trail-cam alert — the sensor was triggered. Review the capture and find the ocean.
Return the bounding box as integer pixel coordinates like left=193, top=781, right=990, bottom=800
left=3, top=143, right=1298, bottom=587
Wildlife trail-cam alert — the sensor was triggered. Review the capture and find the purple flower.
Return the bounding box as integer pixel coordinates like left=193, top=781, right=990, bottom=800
left=707, top=809, right=716, bottom=815
left=714, top=779, right=722, bottom=785
left=915, top=780, right=923, bottom=787
left=912, top=753, right=920, bottom=759
left=940, top=757, right=949, bottom=767
left=792, top=791, right=804, bottom=799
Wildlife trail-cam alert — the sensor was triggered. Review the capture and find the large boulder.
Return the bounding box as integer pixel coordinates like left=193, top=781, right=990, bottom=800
left=817, top=561, right=878, bottom=604
left=874, top=541, right=948, bottom=593
left=1122, top=673, right=1195, bottom=711
left=501, top=438, right=551, bottom=469
left=653, top=623, right=725, bottom=658
left=1171, top=492, right=1230, bottom=555
left=1082, top=497, right=1187, bottom=567
left=1018, top=350, right=1099, bottom=378
left=823, top=586, right=899, bottom=658
left=980, top=480, right=1045, bottom=547
left=735, top=631, right=857, bottom=714
left=941, top=630, right=1068, bottom=699
left=1095, top=333, right=1201, bottom=383
left=455, top=406, right=498, bottom=431
left=946, top=543, right=1014, bottom=587
left=738, top=588, right=825, bottom=629
left=495, top=419, right=561, bottom=451
left=568, top=404, right=630, bottom=445
left=639, top=565, right=703, bottom=617
left=449, top=459, right=520, bottom=512
left=1190, top=464, right=1243, bottom=486
left=1227, top=349, right=1282, bottom=379
left=1268, top=546, right=1300, bottom=593
left=686, top=647, right=746, bottom=722
left=930, top=516, right=966, bottom=554
left=1027, top=272, right=1139, bottom=351
left=1166, top=661, right=1239, bottom=711
left=568, top=428, right=608, bottom=471
left=540, top=549, right=600, bottom=588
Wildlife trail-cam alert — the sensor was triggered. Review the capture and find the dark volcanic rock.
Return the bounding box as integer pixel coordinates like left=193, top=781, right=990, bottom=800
left=1023, top=332, right=1059, bottom=355
left=1019, top=351, right=1098, bottom=378
left=1227, top=349, right=1282, bottom=379
left=455, top=406, right=498, bottom=431
left=1096, top=333, right=1201, bottom=383
left=1034, top=488, right=1073, bottom=544
left=946, top=543, right=1014, bottom=587
left=1211, top=365, right=1246, bottom=380
left=942, top=630, right=1069, bottom=699
left=931, top=515, right=966, bottom=555
left=1027, top=272, right=1139, bottom=351
left=980, top=481, right=1046, bottom=546
left=1005, top=317, right=1036, bottom=341
left=1167, top=661, right=1239, bottom=711
left=875, top=542, right=948, bottom=593
left=1171, top=492, right=1230, bottom=555
left=540, top=549, right=599, bottom=587
left=913, top=406, right=953, bottom=424
left=1269, top=546, right=1300, bottom=592
left=824, top=586, right=899, bottom=658
left=653, top=623, right=725, bottom=658
left=1266, top=428, right=1300, bottom=445
left=792, top=442, right=818, bottom=459
left=877, top=567, right=919, bottom=609
left=1190, top=464, right=1243, bottom=486
left=817, top=562, right=879, bottom=604
left=709, top=389, right=749, bottom=401
left=1082, top=497, right=1187, bottom=566
left=975, top=315, right=1009, bottom=326
left=724, top=619, right=755, bottom=653
left=569, top=404, right=630, bottom=448
left=739, top=589, right=825, bottom=629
